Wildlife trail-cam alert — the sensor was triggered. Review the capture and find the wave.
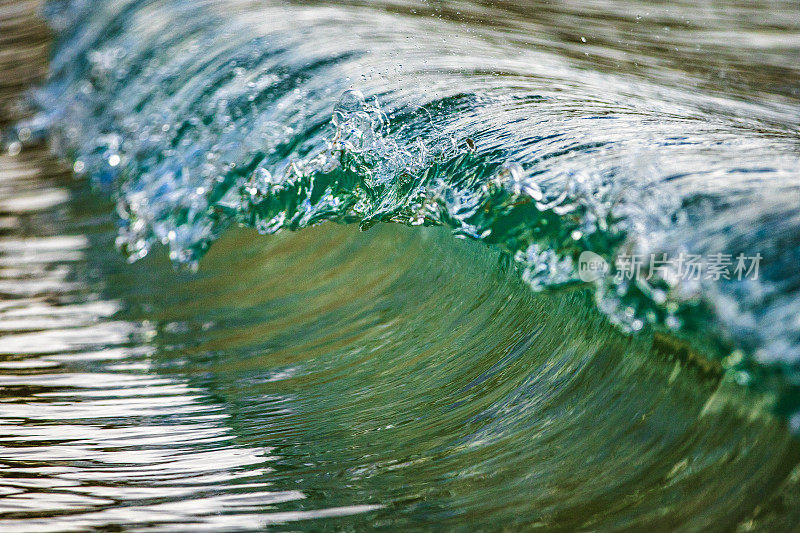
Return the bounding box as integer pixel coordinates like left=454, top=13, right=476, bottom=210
left=8, top=0, right=800, bottom=424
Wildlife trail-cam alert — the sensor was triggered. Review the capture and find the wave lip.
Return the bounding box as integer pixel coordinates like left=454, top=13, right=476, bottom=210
left=9, top=0, right=800, bottom=420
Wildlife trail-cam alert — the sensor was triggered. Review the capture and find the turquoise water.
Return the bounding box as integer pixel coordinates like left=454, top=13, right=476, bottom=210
left=2, top=0, right=800, bottom=529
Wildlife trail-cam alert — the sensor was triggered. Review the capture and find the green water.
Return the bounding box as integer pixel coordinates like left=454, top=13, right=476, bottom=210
left=3, top=0, right=800, bottom=528
left=1, top=153, right=799, bottom=529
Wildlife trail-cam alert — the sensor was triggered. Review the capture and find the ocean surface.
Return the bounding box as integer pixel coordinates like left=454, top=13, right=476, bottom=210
left=1, top=0, right=800, bottom=529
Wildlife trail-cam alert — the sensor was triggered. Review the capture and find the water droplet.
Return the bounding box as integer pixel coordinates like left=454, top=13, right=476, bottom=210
left=7, top=141, right=21, bottom=156
left=332, top=89, right=366, bottom=127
